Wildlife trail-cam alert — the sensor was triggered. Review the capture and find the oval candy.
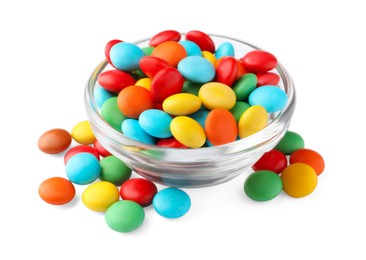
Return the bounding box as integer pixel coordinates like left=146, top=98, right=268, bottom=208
left=122, top=119, right=156, bottom=145
left=198, top=82, right=236, bottom=110
left=179, top=40, right=202, bottom=56
left=156, top=137, right=187, bottom=148
left=244, top=170, right=283, bottom=201
left=97, top=70, right=136, bottom=93
left=275, top=131, right=305, bottom=155
left=151, top=67, right=184, bottom=103
left=229, top=101, right=250, bottom=122
left=110, top=42, right=144, bottom=71
left=82, top=181, right=119, bottom=212
left=162, top=93, right=201, bottom=116
left=215, top=42, right=235, bottom=58
left=241, top=50, right=278, bottom=73
left=202, top=51, right=216, bottom=65
left=189, top=109, right=209, bottom=127
left=94, top=85, right=115, bottom=108
left=232, top=73, right=257, bottom=100
left=105, top=39, right=122, bottom=66
left=120, top=178, right=158, bottom=207
left=152, top=41, right=187, bottom=67
left=238, top=105, right=268, bottom=138
left=100, top=155, right=132, bottom=186
left=153, top=188, right=191, bottom=218
left=249, top=85, right=288, bottom=113
left=216, top=57, right=238, bottom=86
left=38, top=177, right=75, bottom=205
left=170, top=116, right=206, bottom=148
left=186, top=30, right=215, bottom=53
left=290, top=149, right=325, bottom=176
left=149, top=30, right=181, bottom=47
left=94, top=139, right=112, bottom=157
left=101, top=97, right=126, bottom=132
left=38, top=129, right=72, bottom=154
left=178, top=56, right=215, bottom=84
left=135, top=77, right=151, bottom=90
left=252, top=149, right=287, bottom=174
left=117, top=86, right=154, bottom=118
left=71, top=121, right=96, bottom=145
left=182, top=81, right=202, bottom=96
left=139, top=56, right=171, bottom=79
left=256, top=72, right=280, bottom=87
left=65, top=152, right=101, bottom=185
left=205, top=108, right=237, bottom=146
left=139, top=109, right=173, bottom=138
left=64, top=145, right=99, bottom=164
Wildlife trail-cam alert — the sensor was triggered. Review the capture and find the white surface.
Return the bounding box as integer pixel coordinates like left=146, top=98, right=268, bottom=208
left=1, top=0, right=365, bottom=259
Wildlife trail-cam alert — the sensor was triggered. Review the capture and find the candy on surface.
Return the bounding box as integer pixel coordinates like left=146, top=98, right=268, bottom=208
left=189, top=109, right=209, bottom=127
left=105, top=39, right=122, bottom=65
left=94, top=85, right=115, bottom=108
left=100, top=155, right=132, bottom=186
left=82, top=181, right=119, bottom=212
left=38, top=129, right=72, bottom=154
left=170, top=116, right=206, bottom=148
left=215, top=42, right=235, bottom=58
left=142, top=46, right=154, bottom=56
left=156, top=136, right=187, bottom=148
left=198, top=82, right=236, bottom=110
left=149, top=30, right=181, bottom=47
left=205, top=108, right=238, bottom=146
left=105, top=200, right=145, bottom=233
left=179, top=40, right=202, bottom=56
left=240, top=50, right=278, bottom=73
left=65, top=152, right=101, bottom=185
left=275, top=131, right=305, bottom=155
left=249, top=85, right=288, bottom=113
left=182, top=81, right=202, bottom=96
left=97, top=70, right=136, bottom=93
left=94, top=139, right=112, bottom=157
left=290, top=149, right=325, bottom=175
left=229, top=101, right=250, bottom=122
left=232, top=73, right=257, bottom=100
left=101, top=97, right=126, bottom=132
left=139, top=56, right=171, bottom=78
left=150, top=67, right=184, bottom=103
left=215, top=57, right=238, bottom=86
left=238, top=105, right=268, bottom=138
left=120, top=178, right=158, bottom=207
left=122, top=119, right=156, bottom=145
left=38, top=177, right=75, bottom=205
left=256, top=72, right=280, bottom=87
left=153, top=188, right=191, bottom=218
left=135, top=77, right=151, bottom=90
left=71, top=120, right=96, bottom=145
left=64, top=145, right=99, bottom=164
left=117, top=86, right=154, bottom=118
left=201, top=51, right=216, bottom=65
left=139, top=109, right=173, bottom=138
left=244, top=170, right=283, bottom=201
left=178, top=56, right=215, bottom=84
left=162, top=93, right=201, bottom=116
left=109, top=42, right=144, bottom=71
left=185, top=30, right=215, bottom=53
left=252, top=149, right=287, bottom=174
left=281, top=163, right=318, bottom=198
left=151, top=41, right=187, bottom=67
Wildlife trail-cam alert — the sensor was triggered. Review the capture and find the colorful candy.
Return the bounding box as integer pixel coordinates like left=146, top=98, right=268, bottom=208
left=117, top=86, right=154, bottom=119
left=215, top=57, right=238, bottom=86
left=71, top=120, right=96, bottom=145
left=97, top=70, right=136, bottom=92
left=179, top=40, right=202, bottom=56
left=170, top=116, right=206, bottom=148
left=99, top=155, right=132, bottom=186
left=151, top=67, right=184, bottom=103
left=122, top=119, right=156, bottom=145
left=82, top=181, right=119, bottom=212
left=101, top=97, right=126, bottom=132
left=241, top=50, right=278, bottom=73
left=252, top=149, right=287, bottom=174
left=149, top=30, right=181, bottom=47
left=185, top=30, right=215, bottom=52
left=139, top=109, right=173, bottom=138
left=109, top=42, right=144, bottom=71
left=244, top=170, right=283, bottom=201
left=38, top=177, right=75, bottom=205
left=178, top=56, right=215, bottom=83
left=199, top=82, right=236, bottom=110
left=249, top=85, right=288, bottom=113
left=120, top=178, right=158, bottom=207
left=64, top=145, right=99, bottom=164
left=275, top=131, right=305, bottom=155
left=152, top=41, right=187, bottom=67
left=290, top=148, right=325, bottom=176
left=38, top=129, right=72, bottom=154
left=232, top=73, right=257, bottom=101
left=65, top=152, right=101, bottom=185
left=238, top=105, right=268, bottom=138
left=153, top=188, right=191, bottom=218
left=162, top=93, right=201, bottom=116
left=215, top=42, right=234, bottom=58
left=205, top=108, right=237, bottom=146
left=94, top=139, right=112, bottom=157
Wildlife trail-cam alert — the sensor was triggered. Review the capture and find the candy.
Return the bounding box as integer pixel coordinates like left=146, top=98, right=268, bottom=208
left=178, top=56, right=215, bottom=83
left=65, top=152, right=101, bottom=185
left=290, top=149, right=325, bottom=175
left=241, top=50, right=278, bottom=73
left=244, top=170, right=283, bottom=201
left=94, top=139, right=112, bottom=157
left=201, top=50, right=216, bottom=65
left=149, top=30, right=181, bottom=47
left=275, top=131, right=305, bottom=155
left=249, top=85, right=288, bottom=113
left=156, top=137, right=187, bottom=148
left=252, top=149, right=287, bottom=174
left=142, top=46, right=154, bottom=56
left=182, top=81, right=202, bottom=96
left=38, top=129, right=72, bottom=154
left=105, top=39, right=122, bottom=65
left=205, top=108, right=237, bottom=146
left=256, top=72, right=280, bottom=87
left=179, top=40, right=202, bottom=56
left=198, top=82, right=236, bottom=110
left=139, top=56, right=171, bottom=78
left=152, top=41, right=187, bottom=67
left=101, top=97, right=126, bottom=132
left=94, top=85, right=114, bottom=108
left=82, top=181, right=119, bottom=212
left=281, top=163, right=318, bottom=198
left=153, top=188, right=191, bottom=218
left=215, top=42, right=234, bottom=58
left=190, top=109, right=209, bottom=127
left=97, top=70, right=136, bottom=92
left=120, top=178, right=158, bottom=207
left=135, top=77, right=151, bottom=90
left=229, top=101, right=250, bottom=122
left=232, top=73, right=257, bottom=101
left=162, top=93, right=201, bottom=116
left=100, top=155, right=132, bottom=186
left=105, top=200, right=145, bottom=233
left=64, top=145, right=99, bottom=164
left=109, top=42, right=144, bottom=71
left=238, top=105, right=268, bottom=138
left=186, top=30, right=215, bottom=52
left=139, top=109, right=173, bottom=138
left=170, top=116, right=206, bottom=148
left=71, top=120, right=96, bottom=145
left=122, top=119, right=156, bottom=145
left=215, top=57, right=238, bottom=86
left=117, top=86, right=154, bottom=119
left=150, top=67, right=184, bottom=103
left=38, top=177, right=75, bottom=205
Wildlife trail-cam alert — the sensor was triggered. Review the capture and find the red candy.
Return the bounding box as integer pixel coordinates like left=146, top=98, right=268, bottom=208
left=252, top=149, right=287, bottom=174
left=186, top=30, right=215, bottom=53
left=94, top=139, right=112, bottom=157
left=64, top=145, right=100, bottom=164
left=105, top=39, right=122, bottom=65
left=151, top=67, right=184, bottom=103
left=256, top=72, right=280, bottom=87
left=120, top=178, right=158, bottom=207
left=290, top=148, right=325, bottom=176
left=156, top=137, right=187, bottom=148
left=216, top=57, right=238, bottom=86
left=240, top=50, right=278, bottom=73
left=139, top=56, right=172, bottom=78
left=97, top=70, right=136, bottom=92
left=149, top=30, right=181, bottom=47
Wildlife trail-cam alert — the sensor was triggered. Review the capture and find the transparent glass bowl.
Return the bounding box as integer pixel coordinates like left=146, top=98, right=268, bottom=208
left=85, top=34, right=296, bottom=188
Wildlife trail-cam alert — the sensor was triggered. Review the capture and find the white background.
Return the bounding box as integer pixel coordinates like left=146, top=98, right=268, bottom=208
left=1, top=0, right=365, bottom=259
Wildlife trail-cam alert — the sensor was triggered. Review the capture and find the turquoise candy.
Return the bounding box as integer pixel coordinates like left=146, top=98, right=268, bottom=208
left=122, top=119, right=155, bottom=145
left=179, top=40, right=202, bottom=56
left=215, top=42, right=234, bottom=58
left=94, top=85, right=115, bottom=108
left=178, top=56, right=215, bottom=83
left=139, top=109, right=173, bottom=138
left=249, top=85, right=288, bottom=113
left=110, top=42, right=144, bottom=71
left=66, top=153, right=101, bottom=185
left=153, top=188, right=191, bottom=218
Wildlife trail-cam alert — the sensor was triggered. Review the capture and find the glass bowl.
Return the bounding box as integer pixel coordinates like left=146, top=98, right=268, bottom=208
left=85, top=34, right=296, bottom=188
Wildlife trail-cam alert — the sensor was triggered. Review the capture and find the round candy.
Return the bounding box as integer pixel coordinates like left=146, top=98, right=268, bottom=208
left=151, top=67, right=184, bottom=103
left=179, top=40, right=202, bottom=56
left=105, top=200, right=145, bottom=233
left=71, top=120, right=96, bottom=145
left=94, top=139, right=112, bottom=157
left=109, top=42, right=144, bottom=71
left=156, top=137, right=187, bottom=148
left=290, top=148, right=325, bottom=175
left=275, top=131, right=305, bottom=155
left=170, top=116, right=206, bottom=148
left=232, top=73, right=257, bottom=101
left=149, top=30, right=181, bottom=47
left=117, top=86, right=154, bottom=119
left=244, top=170, right=283, bottom=201
left=100, top=155, right=132, bottom=186
left=205, top=108, right=237, bottom=146
left=101, top=97, right=126, bottom=132
left=94, top=85, right=115, bottom=108
left=215, top=57, right=238, bottom=86
left=38, top=177, right=75, bottom=205
left=178, top=56, right=215, bottom=84
left=162, top=93, right=201, bottom=116
left=65, top=152, right=101, bottom=185
left=229, top=101, right=250, bottom=122
left=281, top=163, right=318, bottom=198
left=105, top=39, right=122, bottom=65
left=82, top=181, right=119, bottom=212
left=139, top=56, right=171, bottom=78
left=186, top=30, right=215, bottom=53
left=256, top=72, right=280, bottom=87
left=240, top=50, right=278, bottom=73
left=252, top=149, right=287, bottom=174
left=198, top=82, right=236, bottom=110
left=38, top=129, right=72, bottom=154
left=120, top=178, right=158, bottom=207
left=135, top=77, right=151, bottom=90
left=139, top=109, right=172, bottom=138
left=97, top=70, right=136, bottom=92
left=153, top=188, right=191, bottom=218
left=215, top=42, right=234, bottom=58
left=249, top=85, right=288, bottom=113
left=202, top=50, right=216, bottom=65
left=238, top=105, right=268, bottom=138
left=122, top=119, right=156, bottom=145
left=152, top=41, right=187, bottom=67
left=64, top=145, right=99, bottom=164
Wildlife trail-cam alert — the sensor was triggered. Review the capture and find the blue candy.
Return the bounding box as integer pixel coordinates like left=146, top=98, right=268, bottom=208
left=122, top=119, right=155, bottom=145
left=248, top=85, right=288, bottom=113
left=179, top=40, right=202, bottom=56
left=153, top=188, right=191, bottom=218
left=139, top=109, right=172, bottom=138
left=66, top=153, right=101, bottom=185
left=215, top=42, right=235, bottom=58
left=190, top=109, right=209, bottom=128
left=94, top=85, right=115, bottom=108
left=110, top=42, right=144, bottom=71
left=178, top=56, right=215, bottom=83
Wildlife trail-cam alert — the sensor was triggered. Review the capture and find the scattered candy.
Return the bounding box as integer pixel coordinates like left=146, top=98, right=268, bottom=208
left=71, top=120, right=96, bottom=145
left=64, top=145, right=99, bottom=164
left=38, top=177, right=75, bottom=205
left=153, top=188, right=191, bottom=218
left=120, top=178, right=157, bottom=207
left=82, top=181, right=119, bottom=212
left=65, top=152, right=101, bottom=185
left=99, top=155, right=132, bottom=186
left=38, top=129, right=72, bottom=154
left=244, top=170, right=283, bottom=201
left=252, top=149, right=287, bottom=174
left=275, top=131, right=305, bottom=155
left=290, top=148, right=325, bottom=176
left=94, top=139, right=112, bottom=157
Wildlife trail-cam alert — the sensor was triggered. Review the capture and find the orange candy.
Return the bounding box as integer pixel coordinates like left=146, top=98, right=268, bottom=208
left=290, top=148, right=325, bottom=175
left=117, top=86, right=154, bottom=118
left=152, top=41, right=187, bottom=67
left=236, top=59, right=247, bottom=79
left=205, top=108, right=238, bottom=146
left=38, top=177, right=76, bottom=205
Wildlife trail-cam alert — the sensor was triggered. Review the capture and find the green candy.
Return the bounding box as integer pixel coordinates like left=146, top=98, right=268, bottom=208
left=232, top=73, right=257, bottom=100
left=142, top=46, right=154, bottom=56
left=105, top=201, right=145, bottom=233
left=182, top=81, right=202, bottom=96
left=132, top=69, right=146, bottom=79
left=230, top=101, right=250, bottom=122
left=275, top=131, right=305, bottom=155
left=101, top=97, right=126, bottom=132
left=100, top=155, right=131, bottom=186
left=244, top=170, right=283, bottom=201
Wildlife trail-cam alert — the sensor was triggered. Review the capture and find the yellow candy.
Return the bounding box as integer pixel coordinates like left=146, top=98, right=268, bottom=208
left=170, top=116, right=206, bottom=148
left=238, top=105, right=268, bottom=138
left=162, top=93, right=201, bottom=116
left=281, top=163, right=318, bottom=198
left=202, top=51, right=216, bottom=66
left=135, top=78, right=151, bottom=90
left=71, top=120, right=96, bottom=144
left=82, top=181, right=119, bottom=212
left=198, top=82, right=236, bottom=110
